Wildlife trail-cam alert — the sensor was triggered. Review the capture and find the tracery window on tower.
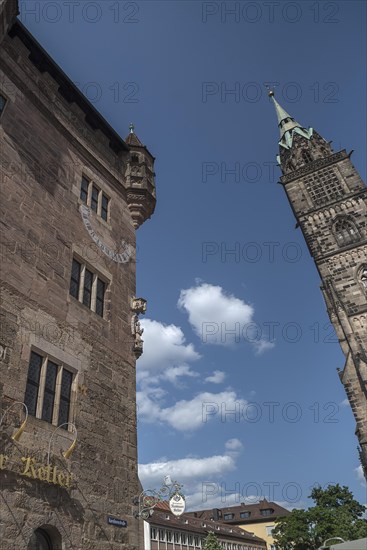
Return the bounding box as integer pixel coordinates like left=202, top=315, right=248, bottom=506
left=360, top=266, right=367, bottom=291
left=304, top=167, right=344, bottom=206
left=333, top=216, right=360, bottom=247
left=302, top=150, right=313, bottom=164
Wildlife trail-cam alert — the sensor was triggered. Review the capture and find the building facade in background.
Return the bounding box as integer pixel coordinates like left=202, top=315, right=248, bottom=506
left=0, top=0, right=156, bottom=548
left=145, top=502, right=267, bottom=550
left=268, top=90, right=367, bottom=476
left=187, top=500, right=289, bottom=550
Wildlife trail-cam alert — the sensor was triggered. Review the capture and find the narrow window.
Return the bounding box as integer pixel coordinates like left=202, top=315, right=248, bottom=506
left=101, top=193, right=109, bottom=221
left=96, top=278, right=106, bottom=317
left=80, top=177, right=89, bottom=203
left=41, top=360, right=58, bottom=423
left=58, top=368, right=73, bottom=427
left=83, top=268, right=93, bottom=308
left=69, top=259, right=81, bottom=299
left=91, top=185, right=99, bottom=212
left=24, top=352, right=42, bottom=416
left=0, top=94, right=7, bottom=116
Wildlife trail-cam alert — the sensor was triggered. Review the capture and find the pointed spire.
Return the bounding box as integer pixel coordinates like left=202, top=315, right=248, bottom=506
left=125, top=123, right=144, bottom=147
left=268, top=89, right=313, bottom=149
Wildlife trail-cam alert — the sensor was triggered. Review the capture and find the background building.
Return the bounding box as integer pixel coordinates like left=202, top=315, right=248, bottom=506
left=145, top=501, right=267, bottom=550
left=187, top=500, right=289, bottom=550
left=268, top=91, right=367, bottom=475
left=0, top=0, right=156, bottom=547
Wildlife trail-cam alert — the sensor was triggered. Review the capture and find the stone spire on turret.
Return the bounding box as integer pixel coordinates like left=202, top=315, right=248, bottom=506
left=268, top=89, right=313, bottom=150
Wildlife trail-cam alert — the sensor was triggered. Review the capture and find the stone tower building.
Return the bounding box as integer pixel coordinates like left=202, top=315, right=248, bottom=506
left=0, top=0, right=156, bottom=548
left=269, top=90, right=367, bottom=476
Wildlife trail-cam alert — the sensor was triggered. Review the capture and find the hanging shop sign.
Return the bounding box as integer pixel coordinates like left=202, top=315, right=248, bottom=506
left=169, top=492, right=186, bottom=517
left=0, top=454, right=73, bottom=488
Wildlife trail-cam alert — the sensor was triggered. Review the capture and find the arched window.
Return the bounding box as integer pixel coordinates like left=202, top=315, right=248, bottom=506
left=28, top=526, right=62, bottom=550
left=333, top=217, right=360, bottom=247
left=360, top=267, right=367, bottom=291
left=302, top=150, right=313, bottom=164
left=28, top=529, right=53, bottom=550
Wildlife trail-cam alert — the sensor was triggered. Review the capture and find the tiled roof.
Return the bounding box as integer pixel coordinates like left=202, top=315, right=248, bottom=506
left=147, top=507, right=266, bottom=545
left=125, top=132, right=144, bottom=147
left=186, top=499, right=290, bottom=524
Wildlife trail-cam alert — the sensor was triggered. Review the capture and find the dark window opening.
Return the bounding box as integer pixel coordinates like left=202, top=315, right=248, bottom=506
left=41, top=361, right=58, bottom=423
left=260, top=508, right=274, bottom=516
left=83, top=269, right=93, bottom=308
left=24, top=352, right=42, bottom=416
left=302, top=150, right=313, bottom=164
left=58, top=369, right=73, bottom=428
left=131, top=154, right=139, bottom=163
left=0, top=94, right=7, bottom=116
left=91, top=185, right=99, bottom=212
left=240, top=511, right=251, bottom=519
left=80, top=177, right=89, bottom=203
left=69, top=259, right=81, bottom=299
left=96, top=278, right=106, bottom=317
left=101, top=193, right=109, bottom=221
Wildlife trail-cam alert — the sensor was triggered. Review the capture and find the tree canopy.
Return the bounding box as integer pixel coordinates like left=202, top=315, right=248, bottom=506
left=203, top=532, right=222, bottom=550
left=272, top=484, right=367, bottom=550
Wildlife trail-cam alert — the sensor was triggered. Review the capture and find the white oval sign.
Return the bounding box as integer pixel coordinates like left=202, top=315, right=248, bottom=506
left=169, top=494, right=185, bottom=517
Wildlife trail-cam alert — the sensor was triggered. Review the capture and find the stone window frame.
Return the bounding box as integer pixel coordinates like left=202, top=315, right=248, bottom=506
left=332, top=215, right=361, bottom=248
left=69, top=254, right=109, bottom=318
left=304, top=166, right=346, bottom=207
left=359, top=264, right=367, bottom=293
left=80, top=175, right=111, bottom=223
left=24, top=347, right=78, bottom=432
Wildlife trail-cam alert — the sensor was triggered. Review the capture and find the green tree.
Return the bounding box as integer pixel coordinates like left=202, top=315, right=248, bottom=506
left=203, top=532, right=222, bottom=550
left=272, top=484, right=367, bottom=550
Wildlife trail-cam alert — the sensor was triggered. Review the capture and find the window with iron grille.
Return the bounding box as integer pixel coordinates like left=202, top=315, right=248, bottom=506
left=24, top=351, right=75, bottom=429
left=69, top=257, right=107, bottom=317
left=304, top=167, right=344, bottom=206
left=80, top=177, right=110, bottom=221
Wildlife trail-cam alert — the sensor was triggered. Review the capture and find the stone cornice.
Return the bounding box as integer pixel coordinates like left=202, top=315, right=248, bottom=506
left=281, top=150, right=348, bottom=184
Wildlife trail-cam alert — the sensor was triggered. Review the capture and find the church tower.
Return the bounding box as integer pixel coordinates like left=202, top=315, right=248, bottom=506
left=269, top=90, right=367, bottom=476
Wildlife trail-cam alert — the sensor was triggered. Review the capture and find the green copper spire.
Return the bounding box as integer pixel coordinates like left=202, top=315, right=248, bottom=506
left=268, top=90, right=313, bottom=149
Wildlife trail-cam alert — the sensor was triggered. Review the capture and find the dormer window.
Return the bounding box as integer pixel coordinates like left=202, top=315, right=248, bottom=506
left=240, top=511, right=251, bottom=519
left=223, top=513, right=234, bottom=520
left=260, top=508, right=274, bottom=516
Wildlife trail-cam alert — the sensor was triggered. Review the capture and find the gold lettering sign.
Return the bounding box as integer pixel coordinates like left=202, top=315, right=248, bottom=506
left=0, top=454, right=73, bottom=487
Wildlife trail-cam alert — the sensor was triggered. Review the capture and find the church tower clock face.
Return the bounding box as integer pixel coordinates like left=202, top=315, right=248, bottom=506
left=79, top=204, right=134, bottom=264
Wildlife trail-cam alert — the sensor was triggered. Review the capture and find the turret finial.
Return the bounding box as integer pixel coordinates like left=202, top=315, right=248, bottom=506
left=129, top=122, right=135, bottom=134
left=268, top=89, right=275, bottom=97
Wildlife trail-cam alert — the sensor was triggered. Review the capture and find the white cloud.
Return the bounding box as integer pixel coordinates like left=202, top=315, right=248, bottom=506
left=137, top=389, right=247, bottom=432
left=139, top=454, right=236, bottom=487
left=225, top=438, right=244, bottom=459
left=137, top=318, right=200, bottom=380
left=225, top=438, right=243, bottom=452
left=178, top=283, right=274, bottom=355
left=205, top=370, right=226, bottom=384
left=178, top=283, right=254, bottom=346
left=340, top=398, right=350, bottom=407
left=355, top=465, right=366, bottom=487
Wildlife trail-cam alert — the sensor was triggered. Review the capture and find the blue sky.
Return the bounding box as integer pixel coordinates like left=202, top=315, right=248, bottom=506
left=21, top=0, right=367, bottom=510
